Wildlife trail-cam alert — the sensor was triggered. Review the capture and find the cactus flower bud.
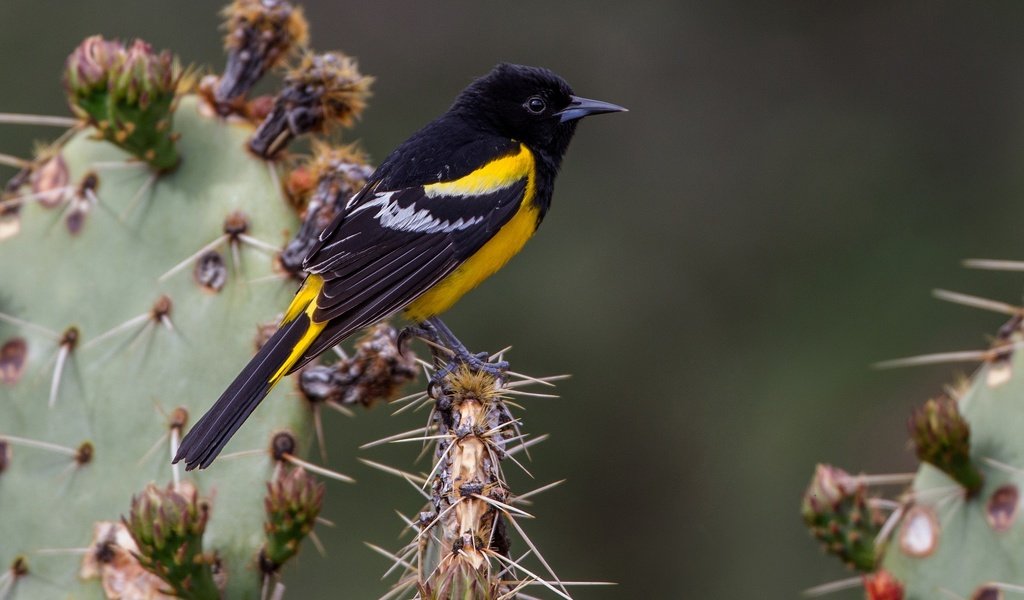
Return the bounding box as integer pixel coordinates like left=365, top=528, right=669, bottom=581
left=63, top=36, right=182, bottom=171
left=64, top=36, right=124, bottom=98
left=864, top=570, right=904, bottom=600
left=908, top=396, right=982, bottom=495
left=125, top=483, right=219, bottom=599
left=112, top=40, right=177, bottom=109
left=802, top=464, right=884, bottom=572
left=261, top=467, right=324, bottom=572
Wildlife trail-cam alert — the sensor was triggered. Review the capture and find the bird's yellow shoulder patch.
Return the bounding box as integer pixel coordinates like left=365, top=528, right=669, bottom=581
left=405, top=147, right=540, bottom=321
left=423, top=144, right=533, bottom=198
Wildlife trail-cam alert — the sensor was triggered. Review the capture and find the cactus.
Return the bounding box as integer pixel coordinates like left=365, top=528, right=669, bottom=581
left=0, top=4, right=591, bottom=599
left=362, top=358, right=584, bottom=599
left=0, top=2, right=373, bottom=597
left=802, top=282, right=1024, bottom=598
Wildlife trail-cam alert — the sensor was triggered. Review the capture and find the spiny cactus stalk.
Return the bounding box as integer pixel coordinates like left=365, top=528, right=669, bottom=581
left=803, top=280, right=1024, bottom=598
left=0, top=2, right=377, bottom=597
left=363, top=359, right=589, bottom=600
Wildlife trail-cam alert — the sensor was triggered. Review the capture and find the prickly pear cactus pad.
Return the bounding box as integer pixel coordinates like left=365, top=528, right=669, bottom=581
left=0, top=3, right=590, bottom=599
left=0, top=92, right=313, bottom=598
left=802, top=285, right=1024, bottom=599
left=0, top=2, right=374, bottom=596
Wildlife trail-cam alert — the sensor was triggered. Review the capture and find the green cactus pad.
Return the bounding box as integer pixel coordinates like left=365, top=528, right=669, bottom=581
left=0, top=95, right=314, bottom=599
left=883, top=348, right=1024, bottom=598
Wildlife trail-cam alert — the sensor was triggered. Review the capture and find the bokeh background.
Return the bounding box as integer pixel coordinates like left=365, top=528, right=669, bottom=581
left=4, top=1, right=1024, bottom=597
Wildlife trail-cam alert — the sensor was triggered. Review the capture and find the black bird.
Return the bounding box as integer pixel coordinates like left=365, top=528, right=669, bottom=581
left=174, top=63, right=625, bottom=470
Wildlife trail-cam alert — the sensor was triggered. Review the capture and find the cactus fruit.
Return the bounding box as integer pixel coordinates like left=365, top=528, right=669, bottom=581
left=0, top=2, right=373, bottom=597
left=803, top=284, right=1024, bottom=598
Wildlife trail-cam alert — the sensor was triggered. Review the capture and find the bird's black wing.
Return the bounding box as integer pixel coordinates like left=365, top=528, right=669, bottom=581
left=288, top=176, right=528, bottom=371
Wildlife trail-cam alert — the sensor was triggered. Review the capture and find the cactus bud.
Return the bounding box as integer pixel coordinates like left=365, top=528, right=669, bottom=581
left=864, top=570, right=904, bottom=600
left=261, top=467, right=324, bottom=572
left=801, top=464, right=884, bottom=572
left=64, top=36, right=124, bottom=99
left=125, top=483, right=219, bottom=599
left=215, top=0, right=310, bottom=111
left=248, top=52, right=372, bottom=158
left=63, top=36, right=182, bottom=171
left=112, top=41, right=177, bottom=108
left=908, top=396, right=982, bottom=495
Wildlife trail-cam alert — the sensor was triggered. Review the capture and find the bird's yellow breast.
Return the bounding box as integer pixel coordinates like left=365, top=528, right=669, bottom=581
left=404, top=145, right=539, bottom=322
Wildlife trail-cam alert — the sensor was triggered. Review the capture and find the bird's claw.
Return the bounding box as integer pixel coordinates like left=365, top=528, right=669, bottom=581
left=429, top=349, right=508, bottom=391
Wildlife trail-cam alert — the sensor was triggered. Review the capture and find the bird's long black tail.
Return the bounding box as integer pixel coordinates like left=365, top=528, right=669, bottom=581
left=173, top=311, right=319, bottom=470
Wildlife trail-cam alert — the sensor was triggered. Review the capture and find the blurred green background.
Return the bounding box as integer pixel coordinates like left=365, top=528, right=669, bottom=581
left=4, top=1, right=1024, bottom=597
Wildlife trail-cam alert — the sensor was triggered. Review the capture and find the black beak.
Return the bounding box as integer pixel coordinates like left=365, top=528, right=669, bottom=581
left=556, top=95, right=627, bottom=123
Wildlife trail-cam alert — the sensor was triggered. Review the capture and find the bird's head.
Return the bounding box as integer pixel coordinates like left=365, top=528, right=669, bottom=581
left=453, top=63, right=626, bottom=164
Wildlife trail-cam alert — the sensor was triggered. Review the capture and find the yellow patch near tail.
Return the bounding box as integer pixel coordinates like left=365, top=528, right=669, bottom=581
left=271, top=275, right=328, bottom=384
left=281, top=274, right=324, bottom=324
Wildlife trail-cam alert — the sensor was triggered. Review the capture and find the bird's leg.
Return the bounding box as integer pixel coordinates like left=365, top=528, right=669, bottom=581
left=403, top=317, right=508, bottom=386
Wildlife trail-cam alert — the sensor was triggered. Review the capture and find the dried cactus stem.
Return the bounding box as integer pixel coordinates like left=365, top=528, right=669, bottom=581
left=248, top=52, right=370, bottom=158
left=298, top=323, right=418, bottom=409
left=215, top=0, right=309, bottom=111
left=279, top=141, right=372, bottom=274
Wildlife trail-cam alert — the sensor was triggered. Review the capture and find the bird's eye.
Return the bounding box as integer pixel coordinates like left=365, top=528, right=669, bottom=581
left=525, top=96, right=546, bottom=114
